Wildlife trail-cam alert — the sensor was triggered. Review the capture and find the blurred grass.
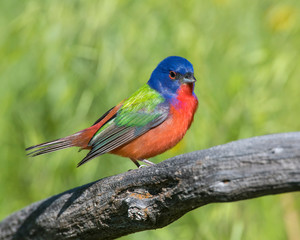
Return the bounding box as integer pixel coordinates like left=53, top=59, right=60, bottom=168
left=0, top=0, right=300, bottom=239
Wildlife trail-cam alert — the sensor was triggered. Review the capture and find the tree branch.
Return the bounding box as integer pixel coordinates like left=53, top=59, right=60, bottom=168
left=1, top=132, right=300, bottom=240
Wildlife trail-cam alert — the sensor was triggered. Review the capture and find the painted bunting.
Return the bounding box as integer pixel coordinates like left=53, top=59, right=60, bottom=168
left=26, top=56, right=198, bottom=168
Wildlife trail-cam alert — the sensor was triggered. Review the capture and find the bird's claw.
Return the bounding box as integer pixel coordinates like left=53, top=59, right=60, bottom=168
left=140, top=159, right=155, bottom=166
left=138, top=165, right=148, bottom=168
left=130, top=158, right=155, bottom=168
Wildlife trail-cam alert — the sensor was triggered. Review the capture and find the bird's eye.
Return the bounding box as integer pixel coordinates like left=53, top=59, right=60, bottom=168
left=169, top=71, right=176, bottom=80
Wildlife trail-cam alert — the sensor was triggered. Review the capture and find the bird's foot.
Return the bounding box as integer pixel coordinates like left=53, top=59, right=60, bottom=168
left=138, top=165, right=148, bottom=168
left=140, top=159, right=155, bottom=166
left=130, top=158, right=155, bottom=168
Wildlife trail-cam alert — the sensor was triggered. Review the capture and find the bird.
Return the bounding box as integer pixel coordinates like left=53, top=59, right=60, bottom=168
left=26, top=56, right=198, bottom=168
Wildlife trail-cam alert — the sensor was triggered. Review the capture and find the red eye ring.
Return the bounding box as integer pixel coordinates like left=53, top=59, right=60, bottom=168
left=169, top=71, right=176, bottom=79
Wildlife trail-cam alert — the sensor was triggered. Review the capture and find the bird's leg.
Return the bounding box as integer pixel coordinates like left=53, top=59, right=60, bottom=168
left=130, top=158, right=141, bottom=168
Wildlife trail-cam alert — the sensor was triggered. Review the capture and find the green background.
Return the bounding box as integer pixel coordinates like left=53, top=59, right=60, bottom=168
left=1, top=0, right=300, bottom=239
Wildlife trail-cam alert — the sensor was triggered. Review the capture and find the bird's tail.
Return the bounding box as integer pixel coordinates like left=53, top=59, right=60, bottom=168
left=26, top=129, right=94, bottom=157
left=26, top=136, right=75, bottom=157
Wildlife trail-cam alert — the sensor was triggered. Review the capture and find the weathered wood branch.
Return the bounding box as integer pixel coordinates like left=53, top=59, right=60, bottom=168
left=1, top=132, right=300, bottom=240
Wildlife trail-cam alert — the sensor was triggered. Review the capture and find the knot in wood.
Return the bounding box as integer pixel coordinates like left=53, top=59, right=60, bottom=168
left=125, top=191, right=154, bottom=221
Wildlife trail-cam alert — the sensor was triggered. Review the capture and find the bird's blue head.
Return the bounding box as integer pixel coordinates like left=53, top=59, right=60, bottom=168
left=147, top=56, right=196, bottom=101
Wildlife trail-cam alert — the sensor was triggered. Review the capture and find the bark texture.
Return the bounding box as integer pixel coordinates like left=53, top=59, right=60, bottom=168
left=1, top=132, right=300, bottom=240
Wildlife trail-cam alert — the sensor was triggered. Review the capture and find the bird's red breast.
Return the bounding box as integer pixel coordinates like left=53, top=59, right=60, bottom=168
left=111, top=83, right=198, bottom=159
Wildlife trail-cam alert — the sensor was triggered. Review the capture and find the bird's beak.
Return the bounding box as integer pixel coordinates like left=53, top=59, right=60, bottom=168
left=182, top=75, right=196, bottom=84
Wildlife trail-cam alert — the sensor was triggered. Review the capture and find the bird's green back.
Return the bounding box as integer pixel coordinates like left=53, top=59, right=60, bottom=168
left=92, top=84, right=165, bottom=140
left=115, top=84, right=165, bottom=127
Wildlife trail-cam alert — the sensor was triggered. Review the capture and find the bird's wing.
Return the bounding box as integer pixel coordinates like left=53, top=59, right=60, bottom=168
left=77, top=84, right=168, bottom=166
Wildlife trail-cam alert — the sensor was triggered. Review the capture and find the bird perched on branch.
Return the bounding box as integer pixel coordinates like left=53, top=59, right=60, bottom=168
left=26, top=56, right=198, bottom=168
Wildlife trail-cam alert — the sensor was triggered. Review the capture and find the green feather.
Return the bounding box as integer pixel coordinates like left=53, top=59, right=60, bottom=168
left=121, top=84, right=163, bottom=112
left=92, top=84, right=165, bottom=140
left=116, top=84, right=164, bottom=127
